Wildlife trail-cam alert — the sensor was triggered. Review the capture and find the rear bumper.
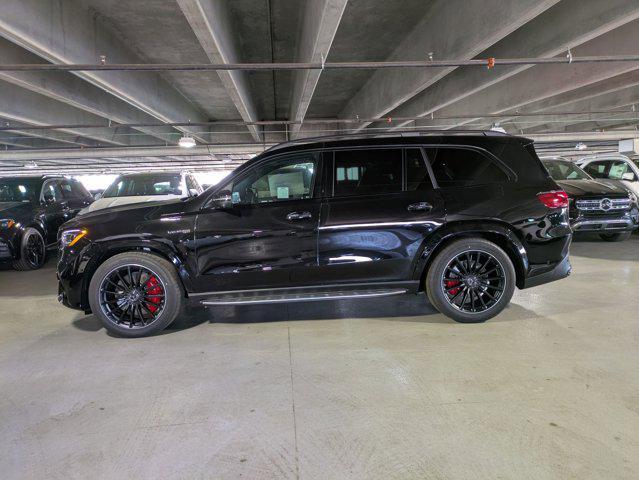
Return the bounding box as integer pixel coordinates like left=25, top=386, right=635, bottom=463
left=522, top=254, right=571, bottom=289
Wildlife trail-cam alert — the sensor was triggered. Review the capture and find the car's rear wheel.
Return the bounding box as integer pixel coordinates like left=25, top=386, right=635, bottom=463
left=426, top=238, right=516, bottom=323
left=599, top=231, right=632, bottom=242
left=88, top=252, right=184, bottom=337
left=13, top=227, right=46, bottom=271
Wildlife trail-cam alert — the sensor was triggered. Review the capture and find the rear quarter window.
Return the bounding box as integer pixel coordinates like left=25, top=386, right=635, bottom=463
left=425, top=147, right=508, bottom=187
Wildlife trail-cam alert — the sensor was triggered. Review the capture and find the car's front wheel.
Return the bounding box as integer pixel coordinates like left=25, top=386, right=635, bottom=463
left=88, top=252, right=184, bottom=337
left=13, top=227, right=46, bottom=271
left=425, top=238, right=516, bottom=323
left=599, top=231, right=632, bottom=242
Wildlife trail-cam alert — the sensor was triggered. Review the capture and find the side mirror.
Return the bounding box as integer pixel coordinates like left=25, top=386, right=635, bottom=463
left=188, top=188, right=200, bottom=197
left=209, top=189, right=234, bottom=209
left=622, top=172, right=635, bottom=181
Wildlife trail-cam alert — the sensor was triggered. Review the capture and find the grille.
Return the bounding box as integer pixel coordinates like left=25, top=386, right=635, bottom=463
left=576, top=198, right=631, bottom=212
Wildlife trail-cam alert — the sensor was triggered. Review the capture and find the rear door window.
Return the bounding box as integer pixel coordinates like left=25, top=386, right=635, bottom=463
left=425, top=147, right=508, bottom=187
left=405, top=148, right=432, bottom=191
left=333, top=148, right=402, bottom=196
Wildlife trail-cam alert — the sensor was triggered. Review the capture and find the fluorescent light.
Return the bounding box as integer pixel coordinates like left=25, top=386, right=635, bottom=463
left=178, top=135, right=196, bottom=148
left=24, top=161, right=38, bottom=169
left=575, top=142, right=588, bottom=151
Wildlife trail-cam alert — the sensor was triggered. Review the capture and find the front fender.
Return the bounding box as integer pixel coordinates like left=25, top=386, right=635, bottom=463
left=77, top=236, right=195, bottom=310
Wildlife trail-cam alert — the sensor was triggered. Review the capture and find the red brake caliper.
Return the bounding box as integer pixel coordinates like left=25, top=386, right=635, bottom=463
left=445, top=280, right=461, bottom=296
left=145, top=276, right=163, bottom=313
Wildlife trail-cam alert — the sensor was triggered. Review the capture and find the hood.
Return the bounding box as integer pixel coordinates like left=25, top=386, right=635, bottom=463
left=80, top=194, right=182, bottom=214
left=72, top=197, right=185, bottom=225
left=555, top=179, right=629, bottom=198
left=0, top=201, right=31, bottom=217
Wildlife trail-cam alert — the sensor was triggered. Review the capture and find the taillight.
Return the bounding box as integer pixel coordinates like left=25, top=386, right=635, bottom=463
left=537, top=190, right=569, bottom=208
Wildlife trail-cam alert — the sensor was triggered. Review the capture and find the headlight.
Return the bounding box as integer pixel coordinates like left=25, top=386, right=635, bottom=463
left=59, top=229, right=88, bottom=249
left=0, top=219, right=15, bottom=229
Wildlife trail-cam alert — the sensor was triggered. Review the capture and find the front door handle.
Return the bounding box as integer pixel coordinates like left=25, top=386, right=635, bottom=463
left=286, top=211, right=312, bottom=221
left=407, top=202, right=433, bottom=212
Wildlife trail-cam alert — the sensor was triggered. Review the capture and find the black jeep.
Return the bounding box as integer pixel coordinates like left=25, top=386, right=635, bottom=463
left=0, top=176, right=93, bottom=270
left=57, top=132, right=572, bottom=337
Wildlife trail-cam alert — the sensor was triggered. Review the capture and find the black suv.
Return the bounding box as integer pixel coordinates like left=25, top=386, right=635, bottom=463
left=542, top=158, right=639, bottom=242
left=1, top=176, right=93, bottom=270
left=57, top=132, right=572, bottom=337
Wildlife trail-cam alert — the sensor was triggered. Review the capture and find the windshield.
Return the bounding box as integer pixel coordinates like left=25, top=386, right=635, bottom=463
left=543, top=160, right=592, bottom=181
left=0, top=179, right=39, bottom=202
left=103, top=174, right=183, bottom=198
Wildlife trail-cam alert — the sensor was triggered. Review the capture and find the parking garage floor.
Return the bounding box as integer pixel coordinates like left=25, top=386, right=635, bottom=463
left=1, top=236, right=638, bottom=479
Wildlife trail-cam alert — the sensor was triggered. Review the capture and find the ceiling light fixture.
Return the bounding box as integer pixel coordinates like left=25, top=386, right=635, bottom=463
left=178, top=135, right=196, bottom=149
left=24, top=161, right=38, bottom=169
left=575, top=142, right=588, bottom=151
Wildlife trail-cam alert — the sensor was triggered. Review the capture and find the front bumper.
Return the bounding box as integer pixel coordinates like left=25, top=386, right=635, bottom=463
left=570, top=211, right=639, bottom=233
left=57, top=241, right=92, bottom=311
left=0, top=229, right=19, bottom=261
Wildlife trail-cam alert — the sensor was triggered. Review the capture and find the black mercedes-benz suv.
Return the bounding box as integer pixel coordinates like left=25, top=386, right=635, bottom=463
left=58, top=132, right=572, bottom=337
left=1, top=176, right=93, bottom=270
left=542, top=158, right=639, bottom=242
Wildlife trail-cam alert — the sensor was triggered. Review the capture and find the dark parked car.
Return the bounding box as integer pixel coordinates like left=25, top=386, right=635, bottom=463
left=58, top=131, right=572, bottom=337
left=542, top=158, right=639, bottom=242
left=0, top=176, right=93, bottom=270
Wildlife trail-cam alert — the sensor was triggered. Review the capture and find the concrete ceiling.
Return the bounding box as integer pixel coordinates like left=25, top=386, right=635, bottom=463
left=1, top=0, right=639, bottom=175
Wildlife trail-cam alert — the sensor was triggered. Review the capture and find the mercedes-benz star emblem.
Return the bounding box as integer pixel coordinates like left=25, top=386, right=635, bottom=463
left=600, top=198, right=612, bottom=211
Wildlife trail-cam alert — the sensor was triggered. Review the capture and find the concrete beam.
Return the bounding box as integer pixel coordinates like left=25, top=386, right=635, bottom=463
left=0, top=0, right=209, bottom=142
left=414, top=19, right=639, bottom=130
left=381, top=0, right=639, bottom=130
left=338, top=0, right=560, bottom=130
left=0, top=80, right=151, bottom=147
left=0, top=145, right=270, bottom=162
left=289, top=0, right=348, bottom=137
left=0, top=132, right=67, bottom=149
left=177, top=0, right=261, bottom=142
left=0, top=38, right=179, bottom=145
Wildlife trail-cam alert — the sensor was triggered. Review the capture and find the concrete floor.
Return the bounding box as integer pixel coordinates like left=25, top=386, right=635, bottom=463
left=1, top=236, right=638, bottom=479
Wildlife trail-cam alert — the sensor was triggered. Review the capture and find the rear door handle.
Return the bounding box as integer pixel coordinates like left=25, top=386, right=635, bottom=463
left=286, top=211, right=312, bottom=221
left=407, top=202, right=433, bottom=212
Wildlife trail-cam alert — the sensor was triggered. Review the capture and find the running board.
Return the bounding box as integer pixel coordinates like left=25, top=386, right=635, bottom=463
left=200, top=288, right=408, bottom=306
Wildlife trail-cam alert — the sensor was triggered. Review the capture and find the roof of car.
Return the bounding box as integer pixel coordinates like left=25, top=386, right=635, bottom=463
left=262, top=130, right=527, bottom=156
left=117, top=171, right=184, bottom=177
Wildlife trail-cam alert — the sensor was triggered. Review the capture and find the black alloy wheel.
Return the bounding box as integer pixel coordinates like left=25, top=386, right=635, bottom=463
left=13, top=227, right=46, bottom=271
left=89, top=252, right=184, bottom=337
left=426, top=238, right=516, bottom=323
left=99, top=264, right=167, bottom=329
left=441, top=250, right=506, bottom=313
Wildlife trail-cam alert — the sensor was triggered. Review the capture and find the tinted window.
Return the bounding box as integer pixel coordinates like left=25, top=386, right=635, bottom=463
left=582, top=162, right=608, bottom=178
left=0, top=178, right=39, bottom=202
left=103, top=174, right=183, bottom=198
left=333, top=148, right=402, bottom=196
left=542, top=161, right=591, bottom=181
left=426, top=147, right=508, bottom=187
left=42, top=181, right=62, bottom=202
left=406, top=148, right=432, bottom=191
left=227, top=154, right=317, bottom=205
left=60, top=179, right=90, bottom=199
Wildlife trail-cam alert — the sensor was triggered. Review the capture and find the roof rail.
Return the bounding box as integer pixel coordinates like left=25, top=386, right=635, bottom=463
left=263, top=129, right=511, bottom=154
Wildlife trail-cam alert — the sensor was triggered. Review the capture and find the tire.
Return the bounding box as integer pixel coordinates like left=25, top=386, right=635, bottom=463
left=425, top=238, right=516, bottom=324
left=13, top=227, right=46, bottom=271
left=599, top=231, right=632, bottom=242
left=88, top=252, right=184, bottom=337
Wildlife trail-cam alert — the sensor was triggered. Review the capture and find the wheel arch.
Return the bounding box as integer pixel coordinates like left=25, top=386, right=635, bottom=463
left=79, top=238, right=192, bottom=311
left=415, top=220, right=529, bottom=290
